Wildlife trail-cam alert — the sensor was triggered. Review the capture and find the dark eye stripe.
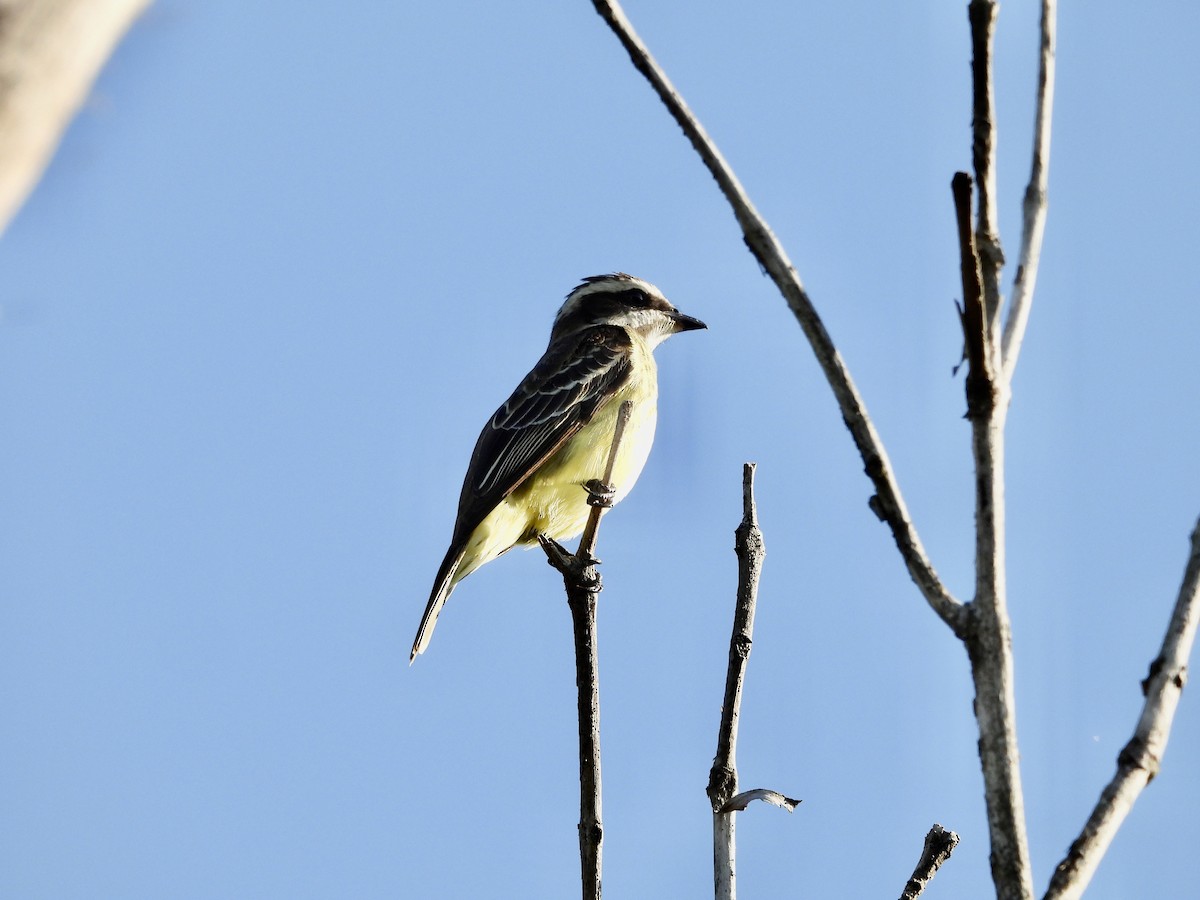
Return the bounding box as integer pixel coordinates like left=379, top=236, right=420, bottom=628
left=609, top=288, right=649, bottom=307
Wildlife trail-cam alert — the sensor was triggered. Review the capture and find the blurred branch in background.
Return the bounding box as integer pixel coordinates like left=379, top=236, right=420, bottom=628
left=0, top=0, right=150, bottom=235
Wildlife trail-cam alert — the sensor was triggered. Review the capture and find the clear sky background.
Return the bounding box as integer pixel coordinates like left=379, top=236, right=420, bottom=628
left=2, top=2, right=1198, bottom=898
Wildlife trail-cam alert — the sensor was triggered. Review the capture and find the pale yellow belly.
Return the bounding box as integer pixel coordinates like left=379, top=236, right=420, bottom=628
left=454, top=382, right=657, bottom=585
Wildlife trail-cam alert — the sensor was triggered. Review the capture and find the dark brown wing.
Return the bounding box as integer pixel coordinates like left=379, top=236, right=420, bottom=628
left=448, top=325, right=633, bottom=547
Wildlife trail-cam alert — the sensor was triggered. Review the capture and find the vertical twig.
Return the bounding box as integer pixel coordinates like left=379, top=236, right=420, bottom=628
left=959, top=4, right=1037, bottom=896
left=1000, top=0, right=1057, bottom=383
left=952, top=165, right=1034, bottom=900
left=539, top=400, right=634, bottom=900
left=1044, top=519, right=1200, bottom=900
left=899, top=824, right=961, bottom=900
left=568, top=578, right=603, bottom=900
left=707, top=464, right=766, bottom=900
left=965, top=396, right=1031, bottom=900
left=968, top=0, right=1006, bottom=334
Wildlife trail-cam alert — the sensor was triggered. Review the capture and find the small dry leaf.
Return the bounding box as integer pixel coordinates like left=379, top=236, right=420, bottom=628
left=720, top=788, right=801, bottom=813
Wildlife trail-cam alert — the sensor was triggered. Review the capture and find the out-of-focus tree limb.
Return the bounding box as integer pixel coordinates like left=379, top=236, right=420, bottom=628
left=0, top=0, right=150, bottom=235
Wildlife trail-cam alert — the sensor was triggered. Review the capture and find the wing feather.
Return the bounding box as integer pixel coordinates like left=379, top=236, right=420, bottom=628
left=450, top=325, right=632, bottom=545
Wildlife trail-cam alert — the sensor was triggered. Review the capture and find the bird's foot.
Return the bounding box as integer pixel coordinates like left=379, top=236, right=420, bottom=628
left=577, top=568, right=602, bottom=591
left=574, top=548, right=601, bottom=567
left=538, top=533, right=602, bottom=589
left=583, top=478, right=616, bottom=509
left=538, top=534, right=574, bottom=569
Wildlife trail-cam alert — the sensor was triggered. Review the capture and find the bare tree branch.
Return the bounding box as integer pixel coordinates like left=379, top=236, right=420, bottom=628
left=1001, top=0, right=1057, bottom=383
left=899, top=824, right=961, bottom=900
left=708, top=464, right=765, bottom=811
left=708, top=463, right=766, bottom=900
left=589, top=0, right=965, bottom=635
left=968, top=0, right=1006, bottom=334
left=539, top=400, right=634, bottom=900
left=0, top=0, right=151, bottom=234
left=953, top=166, right=1035, bottom=900
left=958, top=7, right=1040, bottom=896
left=1044, top=518, right=1200, bottom=900
left=577, top=400, right=634, bottom=562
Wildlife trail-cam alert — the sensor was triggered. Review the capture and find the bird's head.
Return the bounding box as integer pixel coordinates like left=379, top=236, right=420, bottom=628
left=551, top=273, right=706, bottom=347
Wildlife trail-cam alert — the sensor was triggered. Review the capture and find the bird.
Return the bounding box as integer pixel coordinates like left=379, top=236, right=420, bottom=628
left=411, top=273, right=706, bottom=661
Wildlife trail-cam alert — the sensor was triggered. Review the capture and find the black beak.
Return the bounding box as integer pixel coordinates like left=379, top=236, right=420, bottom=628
left=670, top=311, right=707, bottom=333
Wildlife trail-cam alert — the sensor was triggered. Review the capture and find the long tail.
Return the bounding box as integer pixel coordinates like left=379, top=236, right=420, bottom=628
left=410, top=545, right=465, bottom=663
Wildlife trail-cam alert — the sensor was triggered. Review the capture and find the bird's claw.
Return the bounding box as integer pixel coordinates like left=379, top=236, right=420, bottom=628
left=538, top=534, right=574, bottom=568
left=583, top=478, right=616, bottom=509
left=538, top=533, right=602, bottom=589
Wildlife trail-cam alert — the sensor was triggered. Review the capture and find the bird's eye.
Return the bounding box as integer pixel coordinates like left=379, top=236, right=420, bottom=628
left=622, top=289, right=649, bottom=307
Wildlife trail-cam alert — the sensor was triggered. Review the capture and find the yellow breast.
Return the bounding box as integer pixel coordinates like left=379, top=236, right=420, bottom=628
left=510, top=360, right=657, bottom=541
left=451, top=339, right=659, bottom=586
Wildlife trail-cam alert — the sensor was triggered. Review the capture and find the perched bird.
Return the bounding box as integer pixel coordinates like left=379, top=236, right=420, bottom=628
left=411, top=273, right=705, bottom=661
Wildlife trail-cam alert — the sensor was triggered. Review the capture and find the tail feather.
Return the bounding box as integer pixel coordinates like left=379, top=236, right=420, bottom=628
left=410, top=546, right=464, bottom=663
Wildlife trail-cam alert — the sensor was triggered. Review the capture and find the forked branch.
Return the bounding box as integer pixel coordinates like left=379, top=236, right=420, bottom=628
left=956, top=10, right=1035, bottom=895
left=952, top=168, right=1033, bottom=899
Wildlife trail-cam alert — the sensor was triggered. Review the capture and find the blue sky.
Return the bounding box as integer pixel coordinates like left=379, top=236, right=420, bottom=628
left=2, top=2, right=1198, bottom=897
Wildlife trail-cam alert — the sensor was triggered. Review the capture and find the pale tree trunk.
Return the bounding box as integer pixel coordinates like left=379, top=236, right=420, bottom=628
left=0, top=0, right=150, bottom=234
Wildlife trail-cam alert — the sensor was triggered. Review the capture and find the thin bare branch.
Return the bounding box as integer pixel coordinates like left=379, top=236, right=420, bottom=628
left=590, top=0, right=965, bottom=635
left=899, top=824, right=961, bottom=900
left=953, top=185, right=1034, bottom=900
left=958, top=8, right=1036, bottom=898
left=708, top=463, right=765, bottom=812
left=964, top=416, right=1032, bottom=900
left=577, top=401, right=634, bottom=560
left=712, top=813, right=735, bottom=900
left=539, top=400, right=634, bottom=900
left=1001, top=0, right=1057, bottom=383
left=708, top=463, right=767, bottom=900
left=563, top=574, right=603, bottom=900
left=1044, top=518, right=1200, bottom=900
left=968, top=0, right=1006, bottom=334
